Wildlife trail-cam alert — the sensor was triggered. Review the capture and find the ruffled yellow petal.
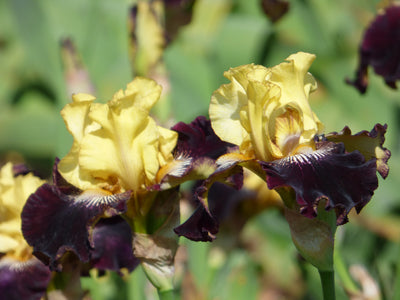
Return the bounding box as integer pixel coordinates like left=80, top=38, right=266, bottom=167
left=59, top=77, right=178, bottom=193
left=111, top=76, right=162, bottom=111
left=210, top=52, right=323, bottom=162
left=209, top=79, right=249, bottom=147
left=0, top=164, right=44, bottom=219
left=267, top=52, right=323, bottom=136
left=0, top=163, right=44, bottom=259
left=58, top=96, right=99, bottom=191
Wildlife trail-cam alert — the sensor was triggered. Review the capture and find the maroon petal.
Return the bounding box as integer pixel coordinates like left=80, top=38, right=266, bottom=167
left=174, top=205, right=218, bottom=242
left=172, top=116, right=237, bottom=160
left=174, top=162, right=243, bottom=242
left=346, top=6, right=400, bottom=93
left=323, top=123, right=391, bottom=178
left=262, top=142, right=378, bottom=225
left=0, top=257, right=52, bottom=300
left=157, top=117, right=238, bottom=189
left=21, top=183, right=131, bottom=271
left=207, top=182, right=263, bottom=224
left=91, top=217, right=139, bottom=274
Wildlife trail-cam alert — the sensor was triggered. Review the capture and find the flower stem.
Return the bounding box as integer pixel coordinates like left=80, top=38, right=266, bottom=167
left=392, top=243, right=400, bottom=299
left=157, top=289, right=176, bottom=300
left=334, top=248, right=359, bottom=294
left=319, top=270, right=336, bottom=300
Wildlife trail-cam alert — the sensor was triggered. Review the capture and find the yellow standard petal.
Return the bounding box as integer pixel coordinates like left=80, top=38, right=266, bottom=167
left=266, top=52, right=323, bottom=139
left=210, top=64, right=271, bottom=148
left=58, top=77, right=178, bottom=194
left=210, top=52, right=324, bottom=162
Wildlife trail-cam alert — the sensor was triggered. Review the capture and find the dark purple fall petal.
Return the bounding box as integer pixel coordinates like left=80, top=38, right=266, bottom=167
left=91, top=217, right=139, bottom=274
left=207, top=182, right=276, bottom=226
left=346, top=6, right=400, bottom=93
left=323, top=123, right=390, bottom=178
left=174, top=161, right=244, bottom=242
left=157, top=117, right=238, bottom=189
left=172, top=116, right=236, bottom=160
left=206, top=182, right=262, bottom=242
left=262, top=142, right=378, bottom=225
left=0, top=257, right=52, bottom=300
left=174, top=205, right=219, bottom=242
left=21, top=183, right=131, bottom=271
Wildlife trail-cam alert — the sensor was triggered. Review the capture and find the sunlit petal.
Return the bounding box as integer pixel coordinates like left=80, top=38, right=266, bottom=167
left=58, top=77, right=178, bottom=194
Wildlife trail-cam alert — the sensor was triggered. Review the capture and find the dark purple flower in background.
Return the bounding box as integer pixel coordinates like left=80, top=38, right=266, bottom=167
left=261, top=0, right=290, bottom=23
left=347, top=5, right=400, bottom=93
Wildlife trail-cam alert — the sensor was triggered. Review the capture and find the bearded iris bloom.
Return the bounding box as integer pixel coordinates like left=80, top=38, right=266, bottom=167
left=21, top=77, right=193, bottom=292
left=21, top=75, right=236, bottom=294
left=0, top=163, right=52, bottom=300
left=176, top=52, right=390, bottom=243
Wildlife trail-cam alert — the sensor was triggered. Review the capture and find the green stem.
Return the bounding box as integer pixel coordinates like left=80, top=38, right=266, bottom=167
left=319, top=270, right=336, bottom=300
left=334, top=248, right=359, bottom=294
left=392, top=243, right=400, bottom=299
left=158, top=289, right=176, bottom=300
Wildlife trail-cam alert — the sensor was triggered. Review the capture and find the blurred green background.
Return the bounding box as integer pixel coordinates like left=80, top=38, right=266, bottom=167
left=1, top=0, right=400, bottom=299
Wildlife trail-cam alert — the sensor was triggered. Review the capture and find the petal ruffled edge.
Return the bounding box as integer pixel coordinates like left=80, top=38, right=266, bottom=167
left=323, top=123, right=391, bottom=179
left=262, top=142, right=379, bottom=225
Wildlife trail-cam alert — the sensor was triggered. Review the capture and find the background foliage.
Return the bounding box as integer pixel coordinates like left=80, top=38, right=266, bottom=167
left=1, top=0, right=399, bottom=299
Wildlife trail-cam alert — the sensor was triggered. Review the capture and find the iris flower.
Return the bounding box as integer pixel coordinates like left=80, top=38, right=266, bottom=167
left=0, top=163, right=52, bottom=300
left=21, top=75, right=236, bottom=293
left=21, top=77, right=184, bottom=291
left=176, top=52, right=390, bottom=242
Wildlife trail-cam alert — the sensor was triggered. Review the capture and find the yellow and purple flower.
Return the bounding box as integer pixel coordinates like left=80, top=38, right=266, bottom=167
left=20, top=77, right=232, bottom=291
left=21, top=77, right=177, bottom=273
left=0, top=163, right=52, bottom=300
left=175, top=52, right=390, bottom=241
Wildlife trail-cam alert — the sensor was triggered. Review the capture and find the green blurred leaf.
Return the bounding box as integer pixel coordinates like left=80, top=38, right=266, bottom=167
left=209, top=250, right=259, bottom=300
